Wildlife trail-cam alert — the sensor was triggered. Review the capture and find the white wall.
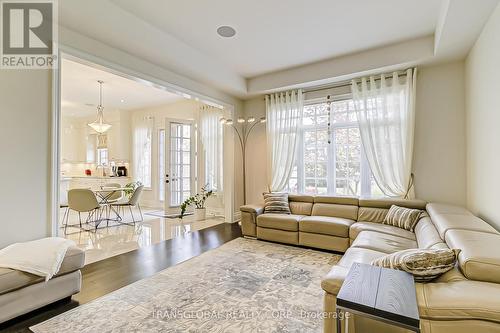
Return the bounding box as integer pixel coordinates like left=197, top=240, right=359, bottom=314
left=243, top=61, right=468, bottom=206
left=0, top=70, right=51, bottom=248
left=465, top=3, right=500, bottom=230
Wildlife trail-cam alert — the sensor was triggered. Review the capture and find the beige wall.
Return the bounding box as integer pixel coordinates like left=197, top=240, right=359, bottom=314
left=243, top=61, right=467, bottom=206
left=465, top=3, right=500, bottom=230
left=0, top=70, right=52, bottom=248
left=413, top=61, right=466, bottom=205
left=0, top=29, right=243, bottom=248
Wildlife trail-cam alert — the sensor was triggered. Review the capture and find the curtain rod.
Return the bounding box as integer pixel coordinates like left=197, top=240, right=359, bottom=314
left=265, top=69, right=411, bottom=98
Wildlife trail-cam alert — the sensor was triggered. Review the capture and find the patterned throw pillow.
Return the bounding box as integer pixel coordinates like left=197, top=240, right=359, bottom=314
left=263, top=192, right=291, bottom=214
left=383, top=205, right=423, bottom=232
left=371, top=248, right=461, bottom=282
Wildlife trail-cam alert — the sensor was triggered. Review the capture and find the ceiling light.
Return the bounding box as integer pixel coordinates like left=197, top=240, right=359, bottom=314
left=217, top=26, right=236, bottom=38
left=247, top=117, right=255, bottom=123
left=237, top=117, right=245, bottom=123
left=225, top=119, right=234, bottom=125
left=120, top=99, right=125, bottom=103
left=219, top=118, right=227, bottom=124
left=260, top=117, right=267, bottom=123
left=88, top=80, right=112, bottom=133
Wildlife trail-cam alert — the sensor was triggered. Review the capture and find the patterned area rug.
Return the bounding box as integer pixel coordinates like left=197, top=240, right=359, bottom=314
left=31, top=238, right=341, bottom=333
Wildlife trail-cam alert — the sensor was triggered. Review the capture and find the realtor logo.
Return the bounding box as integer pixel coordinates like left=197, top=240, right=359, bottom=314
left=1, top=0, right=57, bottom=69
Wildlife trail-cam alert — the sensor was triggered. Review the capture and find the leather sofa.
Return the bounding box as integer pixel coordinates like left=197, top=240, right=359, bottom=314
left=240, top=196, right=500, bottom=333
left=0, top=245, right=84, bottom=324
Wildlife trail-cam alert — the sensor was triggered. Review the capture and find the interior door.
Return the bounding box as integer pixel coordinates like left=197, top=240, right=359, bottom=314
left=164, top=119, right=195, bottom=214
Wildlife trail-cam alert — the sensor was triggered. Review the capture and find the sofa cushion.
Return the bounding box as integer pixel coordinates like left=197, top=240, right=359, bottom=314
left=256, top=213, right=304, bottom=231
left=415, top=216, right=443, bottom=249
left=357, top=207, right=388, bottom=223
left=289, top=202, right=313, bottom=216
left=371, top=248, right=460, bottom=282
left=311, top=203, right=358, bottom=220
left=263, top=192, right=290, bottom=214
left=350, top=230, right=417, bottom=253
left=350, top=221, right=417, bottom=241
left=321, top=247, right=386, bottom=295
left=416, top=280, right=500, bottom=323
left=445, top=230, right=500, bottom=284
left=383, top=205, right=424, bottom=232
left=299, top=216, right=354, bottom=237
left=359, top=198, right=426, bottom=210
left=0, top=246, right=84, bottom=295
left=426, top=202, right=473, bottom=216
left=431, top=214, right=498, bottom=239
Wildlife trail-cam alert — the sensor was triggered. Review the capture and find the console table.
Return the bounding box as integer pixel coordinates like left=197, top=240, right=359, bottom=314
left=336, top=262, right=420, bottom=332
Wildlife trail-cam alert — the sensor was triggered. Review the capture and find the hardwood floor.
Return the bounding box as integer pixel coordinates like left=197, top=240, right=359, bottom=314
left=0, top=223, right=242, bottom=333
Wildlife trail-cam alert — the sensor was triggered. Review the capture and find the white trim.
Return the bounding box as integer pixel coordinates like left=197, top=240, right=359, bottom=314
left=50, top=45, right=236, bottom=235
left=50, top=51, right=62, bottom=237
left=232, top=211, right=241, bottom=223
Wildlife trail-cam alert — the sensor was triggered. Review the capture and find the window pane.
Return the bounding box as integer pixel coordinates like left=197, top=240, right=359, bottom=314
left=292, top=99, right=383, bottom=198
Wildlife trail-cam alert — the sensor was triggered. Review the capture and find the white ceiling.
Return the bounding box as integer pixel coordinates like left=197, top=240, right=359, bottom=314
left=61, top=58, right=182, bottom=117
left=59, top=0, right=500, bottom=98
left=111, top=0, right=441, bottom=78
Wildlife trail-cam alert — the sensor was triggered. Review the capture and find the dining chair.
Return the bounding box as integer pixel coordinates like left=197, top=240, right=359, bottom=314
left=111, top=185, right=144, bottom=223
left=101, top=183, right=123, bottom=223
left=67, top=188, right=103, bottom=233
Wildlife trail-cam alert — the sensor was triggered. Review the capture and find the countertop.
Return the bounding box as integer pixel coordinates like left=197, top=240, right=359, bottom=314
left=62, top=176, right=132, bottom=179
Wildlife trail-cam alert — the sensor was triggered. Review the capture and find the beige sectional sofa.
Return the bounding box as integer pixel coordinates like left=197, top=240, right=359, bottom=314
left=240, top=195, right=500, bottom=333
left=0, top=245, right=84, bottom=324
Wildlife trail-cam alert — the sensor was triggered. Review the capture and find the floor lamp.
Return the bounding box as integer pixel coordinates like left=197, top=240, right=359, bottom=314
left=220, top=116, right=266, bottom=204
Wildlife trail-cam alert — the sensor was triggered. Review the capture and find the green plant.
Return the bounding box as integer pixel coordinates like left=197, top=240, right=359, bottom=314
left=180, top=185, right=213, bottom=219
left=124, top=181, right=142, bottom=198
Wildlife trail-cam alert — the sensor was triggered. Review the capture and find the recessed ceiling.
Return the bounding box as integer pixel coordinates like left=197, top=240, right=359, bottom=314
left=61, top=58, right=182, bottom=117
left=111, top=0, right=442, bottom=78
left=59, top=0, right=500, bottom=98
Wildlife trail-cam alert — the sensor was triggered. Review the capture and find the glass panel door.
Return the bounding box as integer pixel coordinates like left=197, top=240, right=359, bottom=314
left=164, top=119, right=194, bottom=213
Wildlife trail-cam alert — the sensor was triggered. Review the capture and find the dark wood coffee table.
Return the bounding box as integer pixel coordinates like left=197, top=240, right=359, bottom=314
left=336, top=262, right=420, bottom=332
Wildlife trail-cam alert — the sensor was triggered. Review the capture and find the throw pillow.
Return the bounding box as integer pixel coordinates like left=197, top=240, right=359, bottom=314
left=383, top=205, right=423, bottom=232
left=263, top=192, right=290, bottom=214
left=371, top=248, right=461, bottom=282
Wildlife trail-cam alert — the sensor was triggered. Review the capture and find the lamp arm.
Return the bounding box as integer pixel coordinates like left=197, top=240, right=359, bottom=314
left=229, top=124, right=244, bottom=153
left=243, top=120, right=263, bottom=146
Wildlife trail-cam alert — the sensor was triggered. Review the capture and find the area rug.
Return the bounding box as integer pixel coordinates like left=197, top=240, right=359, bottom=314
left=30, top=238, right=341, bottom=333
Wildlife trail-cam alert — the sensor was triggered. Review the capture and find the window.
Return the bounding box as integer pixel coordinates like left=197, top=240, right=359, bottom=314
left=288, top=97, right=382, bottom=197
left=97, top=148, right=108, bottom=166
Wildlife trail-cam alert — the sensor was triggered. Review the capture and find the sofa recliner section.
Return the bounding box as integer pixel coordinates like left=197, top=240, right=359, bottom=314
left=240, top=197, right=500, bottom=333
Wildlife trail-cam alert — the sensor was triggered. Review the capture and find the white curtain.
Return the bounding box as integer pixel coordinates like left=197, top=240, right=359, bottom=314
left=351, top=68, right=417, bottom=198
left=133, top=116, right=153, bottom=188
left=200, top=106, right=223, bottom=192
left=266, top=89, right=303, bottom=192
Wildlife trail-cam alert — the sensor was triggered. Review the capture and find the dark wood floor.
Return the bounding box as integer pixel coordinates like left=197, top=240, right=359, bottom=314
left=0, top=222, right=242, bottom=333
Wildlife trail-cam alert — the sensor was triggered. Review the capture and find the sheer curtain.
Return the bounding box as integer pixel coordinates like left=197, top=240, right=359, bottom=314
left=200, top=106, right=223, bottom=192
left=133, top=116, right=153, bottom=188
left=351, top=68, right=417, bottom=198
left=266, top=89, right=303, bottom=192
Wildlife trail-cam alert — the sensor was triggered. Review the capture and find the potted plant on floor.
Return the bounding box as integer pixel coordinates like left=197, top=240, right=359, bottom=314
left=180, top=185, right=213, bottom=221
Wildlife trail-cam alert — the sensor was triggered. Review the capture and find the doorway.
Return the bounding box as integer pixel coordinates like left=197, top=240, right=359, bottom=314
left=53, top=51, right=235, bottom=263
left=164, top=119, right=195, bottom=214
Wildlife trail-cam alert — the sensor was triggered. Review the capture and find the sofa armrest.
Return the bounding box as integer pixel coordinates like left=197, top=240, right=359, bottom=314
left=240, top=204, right=264, bottom=237
left=240, top=204, right=265, bottom=215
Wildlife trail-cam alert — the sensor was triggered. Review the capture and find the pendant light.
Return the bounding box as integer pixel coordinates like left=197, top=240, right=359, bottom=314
left=88, top=80, right=112, bottom=133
